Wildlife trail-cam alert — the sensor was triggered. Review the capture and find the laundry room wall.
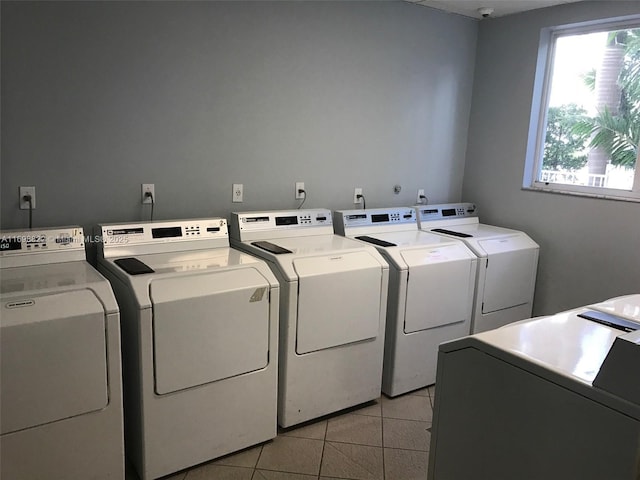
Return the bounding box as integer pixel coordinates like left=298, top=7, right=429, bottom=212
left=1, top=1, right=477, bottom=236
left=462, top=1, right=640, bottom=316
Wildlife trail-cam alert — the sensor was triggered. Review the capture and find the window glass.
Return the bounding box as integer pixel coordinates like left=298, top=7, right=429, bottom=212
left=529, top=22, right=640, bottom=200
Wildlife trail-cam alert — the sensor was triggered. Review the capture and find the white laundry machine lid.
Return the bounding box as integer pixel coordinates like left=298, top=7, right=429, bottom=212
left=589, top=294, right=640, bottom=323
left=150, top=267, right=272, bottom=394
left=468, top=309, right=624, bottom=385
left=1, top=288, right=109, bottom=434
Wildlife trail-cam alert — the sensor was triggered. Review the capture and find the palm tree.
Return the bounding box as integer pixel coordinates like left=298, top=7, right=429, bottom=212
left=575, top=29, right=640, bottom=178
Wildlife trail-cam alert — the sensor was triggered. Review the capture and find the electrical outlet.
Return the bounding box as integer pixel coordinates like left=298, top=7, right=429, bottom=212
left=19, top=186, right=36, bottom=209
left=417, top=188, right=425, bottom=204
left=295, top=182, right=305, bottom=199
left=354, top=187, right=363, bottom=204
left=141, top=184, right=155, bottom=204
left=233, top=183, right=244, bottom=203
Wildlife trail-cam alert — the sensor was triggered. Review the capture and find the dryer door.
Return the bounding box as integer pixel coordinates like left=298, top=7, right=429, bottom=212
left=479, top=237, right=538, bottom=314
left=1, top=289, right=108, bottom=434
left=150, top=268, right=270, bottom=395
left=293, top=251, right=382, bottom=354
left=401, top=245, right=475, bottom=333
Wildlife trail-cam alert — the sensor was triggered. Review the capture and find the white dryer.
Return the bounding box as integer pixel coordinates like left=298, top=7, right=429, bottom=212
left=334, top=207, right=477, bottom=397
left=0, top=227, right=124, bottom=480
left=97, top=218, right=279, bottom=480
left=229, top=209, right=389, bottom=427
left=416, top=203, right=539, bottom=333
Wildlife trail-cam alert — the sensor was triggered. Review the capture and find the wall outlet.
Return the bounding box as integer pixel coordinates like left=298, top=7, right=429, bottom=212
left=141, top=184, right=155, bottom=204
left=233, top=183, right=244, bottom=203
left=354, top=187, right=363, bottom=204
left=295, top=182, right=305, bottom=199
left=417, top=188, right=425, bottom=204
left=19, top=186, right=36, bottom=209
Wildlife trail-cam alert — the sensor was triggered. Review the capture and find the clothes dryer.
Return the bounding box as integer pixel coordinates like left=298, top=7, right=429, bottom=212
left=229, top=209, right=388, bottom=427
left=97, top=218, right=279, bottom=480
left=416, top=203, right=539, bottom=333
left=0, top=227, right=124, bottom=480
left=334, top=207, right=477, bottom=396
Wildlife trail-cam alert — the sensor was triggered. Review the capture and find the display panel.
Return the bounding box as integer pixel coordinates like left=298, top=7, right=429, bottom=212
left=111, top=228, right=144, bottom=236
left=152, top=227, right=183, bottom=239
left=371, top=214, right=390, bottom=223
left=275, top=216, right=299, bottom=226
left=442, top=209, right=457, bottom=217
left=0, top=238, right=22, bottom=251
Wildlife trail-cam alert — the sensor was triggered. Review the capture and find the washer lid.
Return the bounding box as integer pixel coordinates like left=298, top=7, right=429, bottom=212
left=0, top=261, right=119, bottom=314
left=1, top=289, right=108, bottom=434
left=150, top=267, right=272, bottom=394
left=293, top=251, right=383, bottom=354
left=470, top=309, right=625, bottom=386
left=590, top=294, right=640, bottom=324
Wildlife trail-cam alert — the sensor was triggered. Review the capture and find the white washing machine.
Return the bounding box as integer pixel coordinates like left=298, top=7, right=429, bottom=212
left=0, top=227, right=124, bottom=480
left=229, top=209, right=389, bottom=427
left=428, top=295, right=640, bottom=480
left=334, top=207, right=477, bottom=397
left=416, top=203, right=539, bottom=333
left=96, top=218, right=279, bottom=480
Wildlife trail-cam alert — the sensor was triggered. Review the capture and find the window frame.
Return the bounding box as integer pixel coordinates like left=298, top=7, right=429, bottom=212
left=524, top=15, right=640, bottom=202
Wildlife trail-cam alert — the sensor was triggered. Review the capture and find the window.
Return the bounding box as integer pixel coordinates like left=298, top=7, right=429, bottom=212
left=525, top=17, right=640, bottom=201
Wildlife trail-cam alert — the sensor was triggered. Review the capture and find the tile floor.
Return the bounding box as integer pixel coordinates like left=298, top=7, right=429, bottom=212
left=125, top=385, right=435, bottom=480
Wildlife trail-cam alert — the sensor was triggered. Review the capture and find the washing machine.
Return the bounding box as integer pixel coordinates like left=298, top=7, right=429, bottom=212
left=229, top=209, right=388, bottom=427
left=333, top=207, right=477, bottom=397
left=428, top=294, right=640, bottom=480
left=0, top=226, right=124, bottom=480
left=96, top=218, right=279, bottom=480
left=416, top=203, right=539, bottom=333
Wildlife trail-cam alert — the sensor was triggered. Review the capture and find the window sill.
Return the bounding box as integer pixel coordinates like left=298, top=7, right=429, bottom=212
left=522, top=185, right=640, bottom=203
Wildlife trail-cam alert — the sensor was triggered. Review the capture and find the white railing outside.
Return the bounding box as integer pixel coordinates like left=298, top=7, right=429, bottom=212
left=540, top=164, right=634, bottom=190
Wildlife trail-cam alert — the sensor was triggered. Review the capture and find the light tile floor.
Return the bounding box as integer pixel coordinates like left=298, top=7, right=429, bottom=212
left=125, top=385, right=435, bottom=480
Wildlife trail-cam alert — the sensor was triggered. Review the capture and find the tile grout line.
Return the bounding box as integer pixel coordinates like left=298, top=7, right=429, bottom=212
left=251, top=443, right=265, bottom=480
left=318, top=415, right=328, bottom=479
left=381, top=410, right=386, bottom=480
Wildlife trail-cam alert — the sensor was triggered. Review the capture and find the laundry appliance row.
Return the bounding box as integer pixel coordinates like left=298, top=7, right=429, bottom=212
left=0, top=202, right=539, bottom=479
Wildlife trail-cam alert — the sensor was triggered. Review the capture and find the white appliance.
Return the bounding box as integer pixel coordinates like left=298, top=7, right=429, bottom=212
left=229, top=209, right=388, bottom=427
left=97, top=218, right=279, bottom=480
left=428, top=295, right=640, bottom=480
left=416, top=203, right=539, bottom=333
left=334, top=207, right=477, bottom=397
left=0, top=227, right=124, bottom=480
left=588, top=293, right=640, bottom=324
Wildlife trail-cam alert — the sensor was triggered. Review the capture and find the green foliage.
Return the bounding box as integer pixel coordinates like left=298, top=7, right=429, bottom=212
left=579, top=28, right=640, bottom=168
left=543, top=104, right=590, bottom=171
left=573, top=107, right=638, bottom=168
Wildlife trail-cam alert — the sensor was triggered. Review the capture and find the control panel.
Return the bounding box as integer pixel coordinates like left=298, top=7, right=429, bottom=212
left=416, top=203, right=477, bottom=222
left=235, top=209, right=332, bottom=232
left=340, top=208, right=416, bottom=228
left=101, top=219, right=228, bottom=247
left=0, top=227, right=85, bottom=257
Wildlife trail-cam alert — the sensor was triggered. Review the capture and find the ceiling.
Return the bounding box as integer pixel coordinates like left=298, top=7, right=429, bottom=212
left=404, top=0, right=586, bottom=19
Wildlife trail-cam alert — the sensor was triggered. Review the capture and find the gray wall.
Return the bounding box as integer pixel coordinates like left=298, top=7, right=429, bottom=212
left=463, top=1, right=640, bottom=315
left=1, top=1, right=477, bottom=233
